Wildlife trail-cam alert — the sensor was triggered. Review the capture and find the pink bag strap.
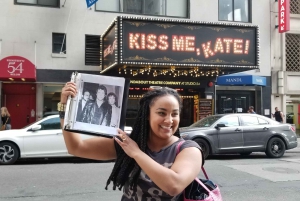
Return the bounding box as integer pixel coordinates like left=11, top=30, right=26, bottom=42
left=176, top=140, right=209, bottom=180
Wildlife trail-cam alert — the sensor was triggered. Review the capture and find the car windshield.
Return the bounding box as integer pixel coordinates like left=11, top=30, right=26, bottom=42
left=190, top=115, right=223, bottom=127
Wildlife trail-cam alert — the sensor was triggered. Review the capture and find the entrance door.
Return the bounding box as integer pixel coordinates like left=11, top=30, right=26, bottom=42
left=6, top=94, right=30, bottom=129
left=217, top=92, right=254, bottom=114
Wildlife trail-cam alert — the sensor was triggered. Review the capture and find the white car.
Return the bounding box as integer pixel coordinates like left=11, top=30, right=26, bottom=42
left=0, top=115, right=132, bottom=165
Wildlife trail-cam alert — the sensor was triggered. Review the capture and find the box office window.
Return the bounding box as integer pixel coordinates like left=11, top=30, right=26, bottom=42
left=15, top=0, right=60, bottom=7
left=218, top=0, right=251, bottom=22
left=52, top=33, right=66, bottom=54
left=95, top=0, right=188, bottom=18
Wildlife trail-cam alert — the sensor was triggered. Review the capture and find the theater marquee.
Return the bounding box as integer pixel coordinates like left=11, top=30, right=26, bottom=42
left=101, top=16, right=259, bottom=73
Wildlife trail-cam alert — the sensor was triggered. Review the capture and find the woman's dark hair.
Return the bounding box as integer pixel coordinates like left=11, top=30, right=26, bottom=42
left=105, top=87, right=182, bottom=191
left=107, top=92, right=118, bottom=107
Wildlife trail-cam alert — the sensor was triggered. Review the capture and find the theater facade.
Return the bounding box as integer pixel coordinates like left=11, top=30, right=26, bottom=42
left=100, top=16, right=260, bottom=127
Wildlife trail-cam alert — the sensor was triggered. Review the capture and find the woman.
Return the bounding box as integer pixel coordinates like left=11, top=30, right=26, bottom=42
left=1, top=107, right=11, bottom=130
left=107, top=92, right=120, bottom=128
left=60, top=82, right=203, bottom=200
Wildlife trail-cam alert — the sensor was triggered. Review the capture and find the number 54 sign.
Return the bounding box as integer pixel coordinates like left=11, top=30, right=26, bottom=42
left=8, top=62, right=24, bottom=75
left=0, top=56, right=36, bottom=81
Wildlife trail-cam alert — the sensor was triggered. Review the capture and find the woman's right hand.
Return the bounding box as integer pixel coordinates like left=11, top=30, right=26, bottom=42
left=61, top=82, right=77, bottom=104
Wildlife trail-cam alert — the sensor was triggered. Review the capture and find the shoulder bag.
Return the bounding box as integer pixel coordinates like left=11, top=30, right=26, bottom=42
left=176, top=141, right=223, bottom=201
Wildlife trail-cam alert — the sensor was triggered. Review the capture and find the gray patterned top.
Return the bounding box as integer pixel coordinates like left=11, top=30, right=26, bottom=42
left=121, top=139, right=203, bottom=201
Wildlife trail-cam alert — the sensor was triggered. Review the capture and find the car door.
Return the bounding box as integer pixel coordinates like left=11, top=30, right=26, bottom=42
left=216, top=115, right=244, bottom=153
left=23, top=117, right=68, bottom=157
left=241, top=115, right=272, bottom=150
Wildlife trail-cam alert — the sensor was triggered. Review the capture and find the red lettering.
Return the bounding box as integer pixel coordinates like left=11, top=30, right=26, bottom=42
left=202, top=41, right=214, bottom=58
left=129, top=33, right=140, bottom=49
left=172, top=35, right=185, bottom=51
left=158, top=35, right=168, bottom=50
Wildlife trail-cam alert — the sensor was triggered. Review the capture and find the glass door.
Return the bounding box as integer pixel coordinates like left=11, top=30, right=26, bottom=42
left=217, top=93, right=252, bottom=114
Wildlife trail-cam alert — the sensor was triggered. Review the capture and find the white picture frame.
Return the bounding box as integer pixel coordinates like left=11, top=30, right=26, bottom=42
left=64, top=72, right=128, bottom=138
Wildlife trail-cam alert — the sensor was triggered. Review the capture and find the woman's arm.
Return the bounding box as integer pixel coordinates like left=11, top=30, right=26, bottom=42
left=115, top=134, right=202, bottom=196
left=60, top=82, right=117, bottom=161
left=133, top=147, right=202, bottom=196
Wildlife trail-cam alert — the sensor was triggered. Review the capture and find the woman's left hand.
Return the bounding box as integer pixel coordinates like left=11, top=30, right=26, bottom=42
left=115, top=129, right=141, bottom=159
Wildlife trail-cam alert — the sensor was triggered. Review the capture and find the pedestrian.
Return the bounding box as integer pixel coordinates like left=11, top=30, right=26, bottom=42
left=1, top=107, right=11, bottom=130
left=248, top=106, right=256, bottom=114
left=272, top=107, right=284, bottom=123
left=59, top=82, right=204, bottom=200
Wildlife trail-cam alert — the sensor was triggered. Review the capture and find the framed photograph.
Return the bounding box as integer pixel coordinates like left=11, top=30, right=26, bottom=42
left=64, top=72, right=130, bottom=138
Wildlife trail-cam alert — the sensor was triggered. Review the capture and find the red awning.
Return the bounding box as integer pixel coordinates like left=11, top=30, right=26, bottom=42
left=0, top=56, right=36, bottom=81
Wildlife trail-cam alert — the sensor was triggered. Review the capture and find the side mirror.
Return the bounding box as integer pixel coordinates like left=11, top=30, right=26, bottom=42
left=215, top=123, right=226, bottom=129
left=31, top=125, right=41, bottom=131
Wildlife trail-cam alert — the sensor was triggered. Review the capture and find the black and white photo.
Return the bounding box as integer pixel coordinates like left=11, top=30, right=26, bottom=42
left=64, top=73, right=127, bottom=137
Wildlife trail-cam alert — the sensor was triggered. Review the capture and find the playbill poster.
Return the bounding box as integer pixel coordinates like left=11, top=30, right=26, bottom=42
left=64, top=72, right=129, bottom=138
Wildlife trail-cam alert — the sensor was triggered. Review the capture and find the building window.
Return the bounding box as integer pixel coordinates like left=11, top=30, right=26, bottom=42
left=286, top=34, right=300, bottom=72
left=290, top=0, right=300, bottom=14
left=95, top=0, right=188, bottom=18
left=85, top=35, right=100, bottom=66
left=52, top=33, right=66, bottom=54
left=15, top=0, right=60, bottom=7
left=218, top=0, right=251, bottom=22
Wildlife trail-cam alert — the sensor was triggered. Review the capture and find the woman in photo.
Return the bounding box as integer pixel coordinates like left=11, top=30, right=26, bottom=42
left=107, top=92, right=120, bottom=128
left=1, top=107, right=11, bottom=130
left=59, top=82, right=203, bottom=200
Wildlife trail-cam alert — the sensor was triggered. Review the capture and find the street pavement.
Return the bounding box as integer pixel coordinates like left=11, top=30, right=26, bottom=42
left=0, top=139, right=299, bottom=201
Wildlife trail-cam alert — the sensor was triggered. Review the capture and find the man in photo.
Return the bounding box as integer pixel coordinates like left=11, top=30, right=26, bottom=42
left=107, top=92, right=120, bottom=128
left=81, top=85, right=112, bottom=126
left=76, top=90, right=90, bottom=122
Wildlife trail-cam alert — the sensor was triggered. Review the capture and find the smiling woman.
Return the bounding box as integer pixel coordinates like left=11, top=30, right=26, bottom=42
left=59, top=84, right=204, bottom=200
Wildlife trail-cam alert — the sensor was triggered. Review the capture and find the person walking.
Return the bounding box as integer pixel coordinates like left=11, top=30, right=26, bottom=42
left=58, top=82, right=204, bottom=200
left=1, top=107, right=11, bottom=130
left=272, top=107, right=284, bottom=123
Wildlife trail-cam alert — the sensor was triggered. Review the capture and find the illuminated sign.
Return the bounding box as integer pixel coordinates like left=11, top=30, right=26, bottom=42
left=100, top=16, right=260, bottom=73
left=121, top=17, right=258, bottom=67
left=278, top=0, right=290, bottom=33
left=101, top=23, right=117, bottom=70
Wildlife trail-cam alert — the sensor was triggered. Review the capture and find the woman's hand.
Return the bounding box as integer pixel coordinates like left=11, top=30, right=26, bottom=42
left=115, top=129, right=142, bottom=159
left=61, top=82, right=77, bottom=104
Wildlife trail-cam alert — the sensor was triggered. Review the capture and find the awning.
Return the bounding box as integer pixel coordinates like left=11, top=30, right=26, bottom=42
left=216, top=73, right=266, bottom=86
left=0, top=56, right=36, bottom=81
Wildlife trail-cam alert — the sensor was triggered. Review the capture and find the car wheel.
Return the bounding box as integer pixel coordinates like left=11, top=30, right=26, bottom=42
left=0, top=142, right=19, bottom=165
left=240, top=152, right=252, bottom=156
left=265, top=137, right=286, bottom=158
left=194, top=138, right=210, bottom=159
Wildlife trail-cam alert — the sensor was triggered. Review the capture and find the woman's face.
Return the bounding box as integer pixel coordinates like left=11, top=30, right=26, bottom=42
left=108, top=95, right=115, bottom=105
left=149, top=95, right=180, bottom=139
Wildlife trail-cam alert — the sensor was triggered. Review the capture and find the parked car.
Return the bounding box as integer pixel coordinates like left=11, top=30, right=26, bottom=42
left=0, top=115, right=132, bottom=165
left=180, top=114, right=298, bottom=159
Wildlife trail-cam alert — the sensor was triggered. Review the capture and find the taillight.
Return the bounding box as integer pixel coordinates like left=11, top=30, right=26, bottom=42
left=290, top=126, right=296, bottom=132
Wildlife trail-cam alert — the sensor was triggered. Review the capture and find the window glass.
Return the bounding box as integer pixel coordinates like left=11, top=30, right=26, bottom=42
left=52, top=33, right=66, bottom=54
left=219, top=0, right=250, bottom=22
left=166, top=0, right=186, bottom=17
left=233, top=0, right=249, bottom=22
left=39, top=117, right=61, bottom=130
left=241, top=116, right=259, bottom=126
left=218, top=116, right=239, bottom=127
left=16, top=0, right=59, bottom=7
left=17, top=0, right=37, bottom=4
left=219, top=0, right=233, bottom=21
left=96, top=0, right=187, bottom=18
left=38, top=0, right=59, bottom=6
left=258, top=118, right=269, bottom=125
left=95, top=0, right=119, bottom=12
